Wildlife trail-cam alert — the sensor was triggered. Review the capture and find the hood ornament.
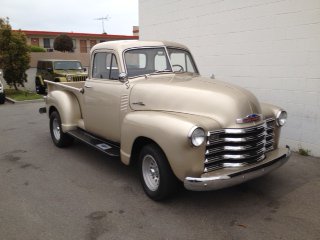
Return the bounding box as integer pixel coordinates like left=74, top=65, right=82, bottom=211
left=236, top=114, right=262, bottom=124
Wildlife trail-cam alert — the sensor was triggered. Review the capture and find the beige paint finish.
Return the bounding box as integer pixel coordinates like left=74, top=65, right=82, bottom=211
left=130, top=73, right=262, bottom=129
left=82, top=79, right=129, bottom=142
left=45, top=40, right=288, bottom=182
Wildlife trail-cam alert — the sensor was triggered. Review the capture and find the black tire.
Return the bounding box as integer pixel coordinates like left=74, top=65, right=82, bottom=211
left=0, top=94, right=5, bottom=104
left=139, top=144, right=178, bottom=201
left=37, top=86, right=46, bottom=95
left=49, top=111, right=74, bottom=148
left=35, top=77, right=46, bottom=95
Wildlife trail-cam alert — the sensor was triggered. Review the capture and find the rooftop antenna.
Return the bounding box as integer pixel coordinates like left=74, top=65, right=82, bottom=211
left=94, top=15, right=110, bottom=34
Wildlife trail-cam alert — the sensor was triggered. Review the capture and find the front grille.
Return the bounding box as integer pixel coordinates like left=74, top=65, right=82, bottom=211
left=71, top=75, right=87, bottom=81
left=204, top=118, right=275, bottom=172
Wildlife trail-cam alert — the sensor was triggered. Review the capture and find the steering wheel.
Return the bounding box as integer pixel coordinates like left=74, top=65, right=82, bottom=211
left=172, top=64, right=184, bottom=72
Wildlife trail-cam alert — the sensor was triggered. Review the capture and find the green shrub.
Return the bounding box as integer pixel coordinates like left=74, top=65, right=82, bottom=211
left=298, top=147, right=311, bottom=156
left=29, top=45, right=46, bottom=52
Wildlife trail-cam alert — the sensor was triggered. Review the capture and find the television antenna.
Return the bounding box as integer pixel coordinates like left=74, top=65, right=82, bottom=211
left=94, top=15, right=110, bottom=34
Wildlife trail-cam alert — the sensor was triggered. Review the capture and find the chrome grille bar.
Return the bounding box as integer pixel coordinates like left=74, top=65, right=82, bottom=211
left=204, top=118, right=276, bottom=173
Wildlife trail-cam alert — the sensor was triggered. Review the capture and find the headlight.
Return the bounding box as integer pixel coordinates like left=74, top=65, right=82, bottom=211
left=188, top=127, right=205, bottom=147
left=66, top=75, right=72, bottom=81
left=276, top=110, right=287, bottom=126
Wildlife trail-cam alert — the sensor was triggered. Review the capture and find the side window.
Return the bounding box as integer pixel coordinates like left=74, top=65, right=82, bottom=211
left=106, top=54, right=119, bottom=80
left=45, top=61, right=53, bottom=70
left=92, top=52, right=119, bottom=80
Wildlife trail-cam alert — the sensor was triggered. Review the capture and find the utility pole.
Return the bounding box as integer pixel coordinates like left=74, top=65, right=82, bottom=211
left=94, top=15, right=110, bottom=34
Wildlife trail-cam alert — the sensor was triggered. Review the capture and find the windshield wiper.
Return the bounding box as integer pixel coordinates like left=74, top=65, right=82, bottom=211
left=151, top=69, right=173, bottom=74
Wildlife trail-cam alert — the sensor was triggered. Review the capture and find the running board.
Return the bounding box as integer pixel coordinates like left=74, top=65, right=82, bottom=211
left=68, top=128, right=120, bottom=157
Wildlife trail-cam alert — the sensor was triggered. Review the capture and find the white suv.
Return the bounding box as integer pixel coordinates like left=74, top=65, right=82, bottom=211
left=0, top=70, right=5, bottom=104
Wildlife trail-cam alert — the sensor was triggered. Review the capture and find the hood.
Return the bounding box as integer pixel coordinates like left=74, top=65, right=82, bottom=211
left=129, top=74, right=262, bottom=128
left=54, top=69, right=87, bottom=76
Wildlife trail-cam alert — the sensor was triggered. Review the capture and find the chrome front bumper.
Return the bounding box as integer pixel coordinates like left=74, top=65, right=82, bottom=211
left=184, top=146, right=291, bottom=191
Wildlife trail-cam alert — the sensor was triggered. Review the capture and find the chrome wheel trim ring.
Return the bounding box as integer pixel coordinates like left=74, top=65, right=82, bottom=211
left=52, top=118, right=61, bottom=141
left=142, top=154, right=160, bottom=191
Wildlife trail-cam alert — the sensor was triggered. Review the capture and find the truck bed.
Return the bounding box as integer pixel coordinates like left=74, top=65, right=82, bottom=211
left=45, top=80, right=85, bottom=93
left=45, top=80, right=85, bottom=113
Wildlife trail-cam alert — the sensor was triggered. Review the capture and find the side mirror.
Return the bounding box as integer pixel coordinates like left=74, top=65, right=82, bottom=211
left=83, top=67, right=87, bottom=72
left=119, top=72, right=128, bottom=83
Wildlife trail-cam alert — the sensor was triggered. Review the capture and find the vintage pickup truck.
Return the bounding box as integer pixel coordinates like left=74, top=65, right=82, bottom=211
left=40, top=40, right=291, bottom=200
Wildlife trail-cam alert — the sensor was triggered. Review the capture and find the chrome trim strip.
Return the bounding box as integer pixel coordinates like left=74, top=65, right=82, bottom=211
left=207, top=131, right=267, bottom=145
left=205, top=148, right=265, bottom=164
left=206, top=139, right=267, bottom=155
left=208, top=119, right=275, bottom=136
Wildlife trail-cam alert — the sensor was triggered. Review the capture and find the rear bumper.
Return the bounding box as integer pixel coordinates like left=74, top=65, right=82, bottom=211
left=184, top=146, right=291, bottom=191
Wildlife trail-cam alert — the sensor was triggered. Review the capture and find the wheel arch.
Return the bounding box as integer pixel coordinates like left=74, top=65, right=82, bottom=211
left=130, top=136, right=166, bottom=167
left=46, top=90, right=81, bottom=132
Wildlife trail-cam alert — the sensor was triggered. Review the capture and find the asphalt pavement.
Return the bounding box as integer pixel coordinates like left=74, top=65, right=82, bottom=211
left=0, top=101, right=319, bottom=240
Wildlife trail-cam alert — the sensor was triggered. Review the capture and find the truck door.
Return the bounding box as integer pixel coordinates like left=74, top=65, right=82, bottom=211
left=82, top=51, right=127, bottom=142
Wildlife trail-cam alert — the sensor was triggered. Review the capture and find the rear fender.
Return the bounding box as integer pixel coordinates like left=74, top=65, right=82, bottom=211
left=46, top=90, right=81, bottom=132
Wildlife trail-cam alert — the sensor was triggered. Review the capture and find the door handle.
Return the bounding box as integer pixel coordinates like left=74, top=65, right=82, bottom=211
left=84, top=84, right=92, bottom=88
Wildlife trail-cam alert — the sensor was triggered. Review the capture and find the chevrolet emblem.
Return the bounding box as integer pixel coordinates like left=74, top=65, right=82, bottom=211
left=236, top=114, right=262, bottom=124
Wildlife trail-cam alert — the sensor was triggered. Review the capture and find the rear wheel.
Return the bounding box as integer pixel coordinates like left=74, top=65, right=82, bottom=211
left=139, top=144, right=178, bottom=201
left=50, top=111, right=73, bottom=148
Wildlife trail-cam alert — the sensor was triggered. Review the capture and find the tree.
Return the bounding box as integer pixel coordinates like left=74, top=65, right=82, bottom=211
left=0, top=17, right=30, bottom=90
left=53, top=34, right=73, bottom=52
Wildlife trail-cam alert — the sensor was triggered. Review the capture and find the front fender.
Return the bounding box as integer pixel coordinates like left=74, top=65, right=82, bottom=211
left=54, top=77, right=67, bottom=82
left=120, top=111, right=220, bottom=181
left=46, top=90, right=81, bottom=132
left=261, top=102, right=285, bottom=148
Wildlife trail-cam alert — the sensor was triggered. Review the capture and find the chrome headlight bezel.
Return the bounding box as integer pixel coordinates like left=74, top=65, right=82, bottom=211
left=188, top=126, right=205, bottom=147
left=66, top=75, right=72, bottom=81
left=276, top=110, right=287, bottom=127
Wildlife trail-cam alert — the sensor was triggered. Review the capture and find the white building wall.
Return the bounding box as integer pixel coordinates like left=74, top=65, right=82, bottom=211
left=140, top=0, right=320, bottom=156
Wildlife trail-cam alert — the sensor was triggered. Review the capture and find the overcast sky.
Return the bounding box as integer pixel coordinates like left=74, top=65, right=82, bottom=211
left=0, top=0, right=138, bottom=35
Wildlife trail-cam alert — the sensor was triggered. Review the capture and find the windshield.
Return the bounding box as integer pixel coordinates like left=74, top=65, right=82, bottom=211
left=54, top=61, right=83, bottom=70
left=167, top=48, right=198, bottom=73
left=124, top=47, right=172, bottom=78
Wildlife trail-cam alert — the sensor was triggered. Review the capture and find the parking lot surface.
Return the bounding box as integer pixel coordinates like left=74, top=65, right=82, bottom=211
left=0, top=102, right=319, bottom=240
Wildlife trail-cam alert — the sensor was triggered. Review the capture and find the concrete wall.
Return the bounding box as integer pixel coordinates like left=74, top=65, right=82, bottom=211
left=140, top=0, right=320, bottom=156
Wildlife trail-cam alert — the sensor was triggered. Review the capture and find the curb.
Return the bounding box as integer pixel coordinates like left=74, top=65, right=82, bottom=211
left=5, top=97, right=44, bottom=104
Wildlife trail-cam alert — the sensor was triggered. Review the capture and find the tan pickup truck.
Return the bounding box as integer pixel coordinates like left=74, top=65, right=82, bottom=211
left=40, top=40, right=291, bottom=200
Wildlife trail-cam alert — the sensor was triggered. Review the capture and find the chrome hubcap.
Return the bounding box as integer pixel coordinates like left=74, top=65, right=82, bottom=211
left=52, top=118, right=61, bottom=140
left=142, top=155, right=160, bottom=191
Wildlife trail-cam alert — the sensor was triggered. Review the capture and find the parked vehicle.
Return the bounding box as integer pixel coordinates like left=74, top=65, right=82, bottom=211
left=40, top=40, right=291, bottom=200
left=35, top=59, right=88, bottom=94
left=0, top=70, right=5, bottom=104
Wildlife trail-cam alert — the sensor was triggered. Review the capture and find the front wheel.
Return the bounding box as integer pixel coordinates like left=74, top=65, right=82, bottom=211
left=139, top=144, right=178, bottom=201
left=50, top=111, right=74, bottom=148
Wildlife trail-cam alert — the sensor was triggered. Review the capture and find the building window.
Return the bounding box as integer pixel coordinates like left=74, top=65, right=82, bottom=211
left=72, top=39, right=77, bottom=50
left=31, top=38, right=39, bottom=46
left=80, top=40, right=87, bottom=53
left=43, top=38, right=51, bottom=48
left=90, top=40, right=97, bottom=49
